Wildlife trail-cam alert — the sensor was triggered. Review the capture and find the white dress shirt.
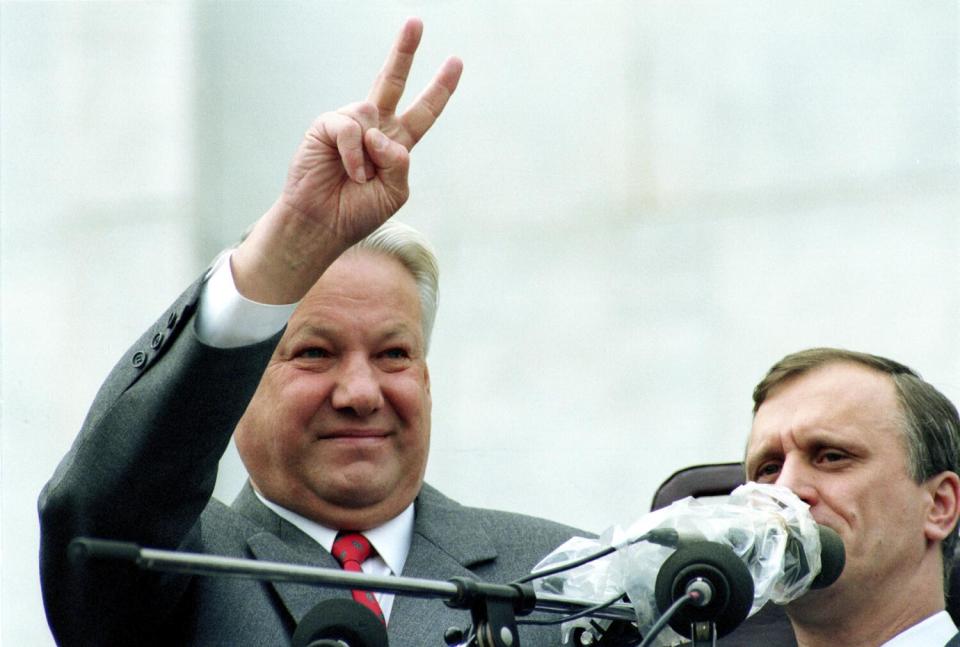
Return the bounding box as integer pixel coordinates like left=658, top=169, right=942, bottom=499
left=880, top=610, right=957, bottom=647
left=196, top=251, right=416, bottom=622
left=195, top=251, right=295, bottom=347
left=255, top=490, right=414, bottom=622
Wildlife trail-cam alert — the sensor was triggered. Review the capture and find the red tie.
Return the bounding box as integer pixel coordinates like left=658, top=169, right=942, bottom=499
left=332, top=532, right=386, bottom=624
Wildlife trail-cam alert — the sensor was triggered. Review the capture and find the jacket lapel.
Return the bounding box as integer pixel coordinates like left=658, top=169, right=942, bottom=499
left=232, top=483, right=350, bottom=624
left=387, top=484, right=498, bottom=644
left=231, top=481, right=500, bottom=643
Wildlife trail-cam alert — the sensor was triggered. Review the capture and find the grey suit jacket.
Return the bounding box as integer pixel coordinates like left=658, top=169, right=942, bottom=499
left=39, top=278, right=584, bottom=646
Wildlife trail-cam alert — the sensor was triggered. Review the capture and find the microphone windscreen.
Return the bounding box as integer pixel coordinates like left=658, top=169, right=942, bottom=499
left=810, top=525, right=845, bottom=589
left=292, top=599, right=389, bottom=647
left=654, top=540, right=755, bottom=639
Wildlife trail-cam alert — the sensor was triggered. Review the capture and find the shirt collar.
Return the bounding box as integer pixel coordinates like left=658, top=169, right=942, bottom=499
left=253, top=489, right=414, bottom=576
left=881, top=610, right=958, bottom=647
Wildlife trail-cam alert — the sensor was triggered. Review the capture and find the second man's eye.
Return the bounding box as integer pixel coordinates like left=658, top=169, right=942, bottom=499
left=381, top=348, right=409, bottom=359
left=818, top=450, right=848, bottom=463
left=755, top=462, right=782, bottom=481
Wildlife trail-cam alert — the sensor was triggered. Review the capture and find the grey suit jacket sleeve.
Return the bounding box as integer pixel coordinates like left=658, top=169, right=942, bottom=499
left=38, top=276, right=282, bottom=646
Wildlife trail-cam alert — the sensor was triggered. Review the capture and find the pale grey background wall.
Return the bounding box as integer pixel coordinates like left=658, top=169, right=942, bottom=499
left=2, top=1, right=958, bottom=644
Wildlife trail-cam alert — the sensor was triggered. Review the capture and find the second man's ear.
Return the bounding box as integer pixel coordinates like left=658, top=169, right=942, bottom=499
left=923, top=470, right=960, bottom=543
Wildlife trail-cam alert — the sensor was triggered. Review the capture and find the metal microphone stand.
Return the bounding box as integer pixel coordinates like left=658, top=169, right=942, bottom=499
left=688, top=621, right=717, bottom=647
left=69, top=538, right=638, bottom=647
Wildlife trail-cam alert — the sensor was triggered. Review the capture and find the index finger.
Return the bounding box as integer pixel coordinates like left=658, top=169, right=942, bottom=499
left=367, top=17, right=423, bottom=118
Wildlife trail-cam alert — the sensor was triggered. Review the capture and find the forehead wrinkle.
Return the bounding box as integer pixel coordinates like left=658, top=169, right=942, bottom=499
left=746, top=396, right=815, bottom=468
left=746, top=367, right=901, bottom=472
left=291, top=322, right=336, bottom=339
left=299, top=281, right=421, bottom=325
left=286, top=252, right=425, bottom=355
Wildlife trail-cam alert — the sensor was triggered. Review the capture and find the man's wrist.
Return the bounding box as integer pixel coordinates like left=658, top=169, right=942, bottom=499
left=230, top=202, right=345, bottom=304
left=194, top=250, right=297, bottom=348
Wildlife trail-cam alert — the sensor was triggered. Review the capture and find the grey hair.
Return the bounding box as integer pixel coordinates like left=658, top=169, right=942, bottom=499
left=350, top=220, right=439, bottom=353
left=752, top=347, right=960, bottom=586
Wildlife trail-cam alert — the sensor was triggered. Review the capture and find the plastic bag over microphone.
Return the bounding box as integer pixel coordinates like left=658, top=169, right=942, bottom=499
left=531, top=482, right=823, bottom=646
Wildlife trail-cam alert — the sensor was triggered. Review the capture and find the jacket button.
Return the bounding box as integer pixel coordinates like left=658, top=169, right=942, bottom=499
left=131, top=351, right=148, bottom=368
left=151, top=333, right=164, bottom=349
left=166, top=312, right=178, bottom=329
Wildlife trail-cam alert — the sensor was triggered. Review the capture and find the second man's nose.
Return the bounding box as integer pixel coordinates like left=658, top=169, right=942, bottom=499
left=774, top=458, right=819, bottom=508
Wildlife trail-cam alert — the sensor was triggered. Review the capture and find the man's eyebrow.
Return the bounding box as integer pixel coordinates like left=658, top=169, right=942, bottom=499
left=378, top=324, right=426, bottom=355
left=289, top=324, right=336, bottom=340
left=287, top=322, right=421, bottom=346
left=744, top=440, right=780, bottom=470
left=379, top=323, right=417, bottom=340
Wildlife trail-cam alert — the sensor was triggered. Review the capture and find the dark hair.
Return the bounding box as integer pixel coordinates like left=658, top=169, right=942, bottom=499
left=753, top=347, right=960, bottom=584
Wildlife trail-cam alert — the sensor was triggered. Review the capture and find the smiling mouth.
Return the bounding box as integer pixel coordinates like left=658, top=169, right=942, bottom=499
left=317, top=430, right=390, bottom=441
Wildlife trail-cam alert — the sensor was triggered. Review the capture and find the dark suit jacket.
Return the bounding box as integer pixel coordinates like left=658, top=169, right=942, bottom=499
left=39, top=278, right=584, bottom=646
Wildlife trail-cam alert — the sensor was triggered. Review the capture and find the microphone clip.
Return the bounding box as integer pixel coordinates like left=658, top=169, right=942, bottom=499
left=444, top=577, right=537, bottom=647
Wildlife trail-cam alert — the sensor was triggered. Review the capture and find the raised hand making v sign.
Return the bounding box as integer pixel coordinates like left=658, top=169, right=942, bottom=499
left=233, top=17, right=463, bottom=304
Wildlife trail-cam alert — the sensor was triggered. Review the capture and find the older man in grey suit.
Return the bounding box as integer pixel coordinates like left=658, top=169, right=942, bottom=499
left=39, top=18, right=582, bottom=646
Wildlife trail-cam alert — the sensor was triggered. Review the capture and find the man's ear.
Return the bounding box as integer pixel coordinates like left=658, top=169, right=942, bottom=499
left=924, top=471, right=960, bottom=543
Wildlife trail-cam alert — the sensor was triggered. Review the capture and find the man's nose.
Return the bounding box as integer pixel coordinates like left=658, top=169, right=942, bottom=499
left=331, top=355, right=384, bottom=417
left=774, top=457, right=819, bottom=507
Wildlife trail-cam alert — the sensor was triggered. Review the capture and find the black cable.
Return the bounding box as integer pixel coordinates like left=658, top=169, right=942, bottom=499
left=513, top=528, right=679, bottom=585
left=637, top=592, right=697, bottom=647
left=516, top=592, right=626, bottom=626
left=513, top=545, right=617, bottom=584
left=508, top=527, right=686, bottom=643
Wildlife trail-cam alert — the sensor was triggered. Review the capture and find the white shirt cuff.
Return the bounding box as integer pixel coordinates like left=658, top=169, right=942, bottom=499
left=194, top=250, right=298, bottom=348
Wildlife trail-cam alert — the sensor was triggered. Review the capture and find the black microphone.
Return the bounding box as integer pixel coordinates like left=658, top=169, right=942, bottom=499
left=533, top=483, right=846, bottom=645
left=292, top=599, right=389, bottom=647
left=651, top=525, right=845, bottom=640
left=810, top=525, right=845, bottom=589
left=637, top=491, right=846, bottom=596
left=679, top=522, right=844, bottom=589
left=654, top=539, right=755, bottom=639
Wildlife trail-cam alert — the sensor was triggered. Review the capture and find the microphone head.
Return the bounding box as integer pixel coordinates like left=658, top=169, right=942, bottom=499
left=810, top=525, right=845, bottom=589
left=292, top=599, right=389, bottom=647
left=654, top=540, right=755, bottom=639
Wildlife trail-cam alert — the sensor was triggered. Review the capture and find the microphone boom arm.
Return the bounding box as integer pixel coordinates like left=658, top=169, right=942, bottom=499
left=69, top=537, right=638, bottom=646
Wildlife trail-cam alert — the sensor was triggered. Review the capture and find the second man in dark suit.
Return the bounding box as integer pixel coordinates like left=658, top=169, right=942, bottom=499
left=745, top=348, right=960, bottom=646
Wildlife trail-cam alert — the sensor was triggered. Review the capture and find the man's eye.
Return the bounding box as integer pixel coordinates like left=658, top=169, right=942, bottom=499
left=299, top=348, right=331, bottom=359
left=818, top=450, right=847, bottom=463
left=755, top=462, right=781, bottom=480
left=381, top=348, right=409, bottom=360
